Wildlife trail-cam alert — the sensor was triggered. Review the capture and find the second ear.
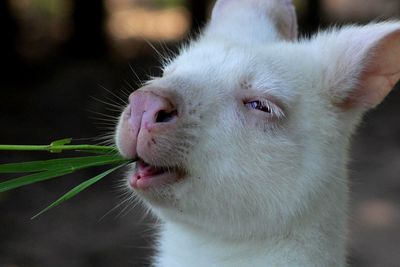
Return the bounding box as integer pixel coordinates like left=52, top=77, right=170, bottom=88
left=209, top=0, right=298, bottom=41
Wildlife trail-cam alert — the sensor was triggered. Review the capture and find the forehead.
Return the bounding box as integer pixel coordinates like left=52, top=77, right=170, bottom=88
left=158, top=40, right=309, bottom=103
left=165, top=41, right=255, bottom=88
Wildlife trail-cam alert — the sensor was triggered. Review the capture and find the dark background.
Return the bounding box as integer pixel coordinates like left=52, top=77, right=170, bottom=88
left=0, top=0, right=399, bottom=266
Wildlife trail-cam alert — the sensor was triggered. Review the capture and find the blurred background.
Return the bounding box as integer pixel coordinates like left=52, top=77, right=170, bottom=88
left=0, top=0, right=399, bottom=266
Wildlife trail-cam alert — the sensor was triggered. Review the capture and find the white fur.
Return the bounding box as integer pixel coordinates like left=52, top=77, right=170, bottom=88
left=115, top=1, right=400, bottom=266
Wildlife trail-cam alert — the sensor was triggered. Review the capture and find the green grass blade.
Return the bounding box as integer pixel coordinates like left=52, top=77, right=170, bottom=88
left=0, top=137, right=117, bottom=154
left=49, top=138, right=72, bottom=152
left=0, top=144, right=117, bottom=153
left=0, top=156, right=131, bottom=192
left=0, top=155, right=129, bottom=173
left=50, top=138, right=73, bottom=146
left=31, top=164, right=126, bottom=219
left=0, top=169, right=74, bottom=192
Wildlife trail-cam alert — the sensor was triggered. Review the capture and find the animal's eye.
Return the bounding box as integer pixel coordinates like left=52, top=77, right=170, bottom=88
left=244, top=100, right=271, bottom=113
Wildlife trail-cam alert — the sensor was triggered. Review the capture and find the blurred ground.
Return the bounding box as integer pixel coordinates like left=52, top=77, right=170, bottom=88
left=0, top=0, right=400, bottom=266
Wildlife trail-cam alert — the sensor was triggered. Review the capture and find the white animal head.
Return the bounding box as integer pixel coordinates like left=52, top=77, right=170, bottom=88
left=115, top=0, right=400, bottom=240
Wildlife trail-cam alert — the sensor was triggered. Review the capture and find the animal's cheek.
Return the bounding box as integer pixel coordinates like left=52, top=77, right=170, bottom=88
left=138, top=120, right=198, bottom=164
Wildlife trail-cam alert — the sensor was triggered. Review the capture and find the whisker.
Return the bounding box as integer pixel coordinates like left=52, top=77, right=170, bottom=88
left=88, top=110, right=120, bottom=120
left=145, top=40, right=165, bottom=62
left=90, top=96, right=126, bottom=112
left=98, top=84, right=128, bottom=105
left=123, top=79, right=136, bottom=92
left=126, top=65, right=146, bottom=90
left=98, top=195, right=134, bottom=222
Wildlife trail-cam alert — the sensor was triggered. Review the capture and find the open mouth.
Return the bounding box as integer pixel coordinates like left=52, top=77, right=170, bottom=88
left=129, top=159, right=183, bottom=190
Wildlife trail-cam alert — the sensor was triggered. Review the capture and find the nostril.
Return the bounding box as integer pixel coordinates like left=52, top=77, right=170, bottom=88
left=155, top=110, right=178, bottom=123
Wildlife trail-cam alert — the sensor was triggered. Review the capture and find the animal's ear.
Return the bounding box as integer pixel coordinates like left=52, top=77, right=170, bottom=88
left=206, top=0, right=298, bottom=43
left=315, top=23, right=400, bottom=109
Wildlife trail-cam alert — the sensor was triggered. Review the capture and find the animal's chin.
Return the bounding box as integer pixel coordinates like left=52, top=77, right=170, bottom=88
left=128, top=159, right=185, bottom=190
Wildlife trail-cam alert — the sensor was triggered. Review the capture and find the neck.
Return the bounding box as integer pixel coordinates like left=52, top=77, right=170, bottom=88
left=154, top=193, right=348, bottom=267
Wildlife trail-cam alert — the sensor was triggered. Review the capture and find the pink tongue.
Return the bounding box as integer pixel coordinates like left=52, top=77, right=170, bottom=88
left=130, top=161, right=163, bottom=189
left=137, top=161, right=160, bottom=178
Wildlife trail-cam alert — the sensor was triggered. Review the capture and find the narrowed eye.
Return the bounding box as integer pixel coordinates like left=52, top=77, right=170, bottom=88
left=244, top=100, right=272, bottom=113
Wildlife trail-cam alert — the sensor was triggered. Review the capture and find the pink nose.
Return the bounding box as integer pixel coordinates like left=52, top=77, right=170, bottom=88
left=129, top=90, right=177, bottom=131
left=118, top=90, right=178, bottom=159
left=121, top=90, right=178, bottom=159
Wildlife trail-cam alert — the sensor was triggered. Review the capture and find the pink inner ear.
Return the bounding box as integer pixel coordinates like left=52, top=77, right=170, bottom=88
left=350, top=31, right=400, bottom=108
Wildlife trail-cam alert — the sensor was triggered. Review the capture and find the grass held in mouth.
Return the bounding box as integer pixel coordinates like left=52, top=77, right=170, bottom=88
left=0, top=138, right=133, bottom=218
